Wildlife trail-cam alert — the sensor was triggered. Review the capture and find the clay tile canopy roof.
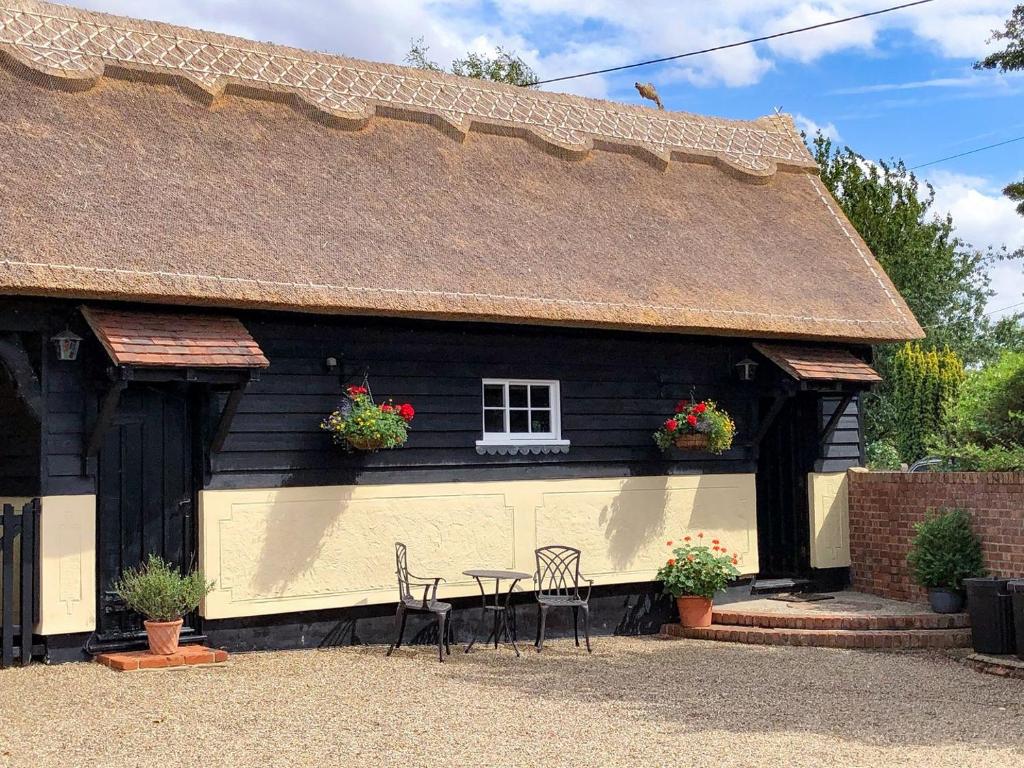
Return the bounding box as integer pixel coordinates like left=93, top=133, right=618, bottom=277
left=0, top=0, right=924, bottom=344
left=82, top=307, right=269, bottom=369
left=753, top=342, right=881, bottom=383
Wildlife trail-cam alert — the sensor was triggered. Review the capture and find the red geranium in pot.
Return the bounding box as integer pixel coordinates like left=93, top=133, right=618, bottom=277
left=657, top=535, right=741, bottom=627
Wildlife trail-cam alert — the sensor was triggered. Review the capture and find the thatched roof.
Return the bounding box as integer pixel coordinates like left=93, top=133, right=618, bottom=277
left=0, top=0, right=923, bottom=343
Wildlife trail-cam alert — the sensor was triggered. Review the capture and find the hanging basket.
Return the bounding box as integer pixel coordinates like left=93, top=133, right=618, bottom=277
left=345, top=435, right=391, bottom=452
left=674, top=433, right=709, bottom=451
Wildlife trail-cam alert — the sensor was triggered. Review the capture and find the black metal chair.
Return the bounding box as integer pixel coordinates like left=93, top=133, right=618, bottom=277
left=534, top=545, right=594, bottom=653
left=386, top=542, right=452, bottom=662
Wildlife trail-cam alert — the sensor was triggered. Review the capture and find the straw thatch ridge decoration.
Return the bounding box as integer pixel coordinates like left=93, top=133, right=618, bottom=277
left=0, top=0, right=818, bottom=180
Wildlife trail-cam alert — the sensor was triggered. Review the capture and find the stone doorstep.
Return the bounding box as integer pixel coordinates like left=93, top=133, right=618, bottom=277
left=661, top=623, right=972, bottom=649
left=96, top=645, right=229, bottom=672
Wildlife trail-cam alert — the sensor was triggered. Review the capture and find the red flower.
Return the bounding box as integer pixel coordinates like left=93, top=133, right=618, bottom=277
left=664, top=418, right=679, bottom=432
left=398, top=403, right=415, bottom=422
left=686, top=414, right=698, bottom=427
left=732, top=557, right=739, bottom=565
left=694, top=402, right=707, bottom=414
left=666, top=540, right=673, bottom=547
left=674, top=399, right=690, bottom=413
left=683, top=536, right=691, bottom=542
left=667, top=558, right=676, bottom=566
left=712, top=539, right=720, bottom=546
left=346, top=385, right=368, bottom=396
left=379, top=403, right=393, bottom=413
left=712, top=546, right=720, bottom=552
left=697, top=532, right=704, bottom=539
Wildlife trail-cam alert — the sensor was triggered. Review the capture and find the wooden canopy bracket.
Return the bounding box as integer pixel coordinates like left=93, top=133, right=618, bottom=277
left=819, top=392, right=855, bottom=449
left=750, top=391, right=793, bottom=449
left=82, top=369, right=130, bottom=474
left=210, top=374, right=256, bottom=454
left=0, top=334, right=42, bottom=422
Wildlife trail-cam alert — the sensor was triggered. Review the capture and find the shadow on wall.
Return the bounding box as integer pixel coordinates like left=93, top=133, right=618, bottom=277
left=250, top=483, right=343, bottom=597
left=599, top=476, right=671, bottom=571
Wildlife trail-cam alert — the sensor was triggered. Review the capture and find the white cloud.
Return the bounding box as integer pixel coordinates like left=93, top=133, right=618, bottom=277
left=794, top=113, right=841, bottom=142
left=928, top=170, right=1024, bottom=318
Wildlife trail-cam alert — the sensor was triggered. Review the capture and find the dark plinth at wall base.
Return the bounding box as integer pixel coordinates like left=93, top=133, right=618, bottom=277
left=203, top=582, right=677, bottom=653
left=43, top=632, right=93, bottom=664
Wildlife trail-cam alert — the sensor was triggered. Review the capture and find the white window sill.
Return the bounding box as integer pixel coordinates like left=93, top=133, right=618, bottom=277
left=475, top=439, right=571, bottom=456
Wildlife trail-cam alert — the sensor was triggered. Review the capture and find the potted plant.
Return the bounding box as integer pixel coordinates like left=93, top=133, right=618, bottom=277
left=657, top=534, right=741, bottom=627
left=907, top=507, right=985, bottom=614
left=322, top=384, right=415, bottom=451
left=654, top=399, right=735, bottom=454
left=113, top=554, right=214, bottom=655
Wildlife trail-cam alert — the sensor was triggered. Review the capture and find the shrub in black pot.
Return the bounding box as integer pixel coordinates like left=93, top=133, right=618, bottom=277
left=906, top=508, right=985, bottom=613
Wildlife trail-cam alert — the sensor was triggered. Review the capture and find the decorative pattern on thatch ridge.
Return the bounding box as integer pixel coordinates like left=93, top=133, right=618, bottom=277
left=0, top=0, right=816, bottom=180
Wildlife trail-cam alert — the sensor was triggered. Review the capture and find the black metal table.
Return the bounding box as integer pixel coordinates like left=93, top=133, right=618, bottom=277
left=463, top=568, right=532, bottom=657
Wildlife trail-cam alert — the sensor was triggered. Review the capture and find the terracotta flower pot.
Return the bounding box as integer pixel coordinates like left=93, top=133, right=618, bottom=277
left=676, top=596, right=714, bottom=628
left=144, top=618, right=183, bottom=655
left=674, top=433, right=709, bottom=451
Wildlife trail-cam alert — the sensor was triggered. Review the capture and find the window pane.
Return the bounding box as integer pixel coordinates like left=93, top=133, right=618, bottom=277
left=530, top=385, right=550, bottom=408
left=509, top=385, right=528, bottom=408
left=484, top=409, right=505, bottom=433
left=530, top=410, right=551, bottom=434
left=484, top=384, right=505, bottom=408
left=509, top=409, right=529, bottom=433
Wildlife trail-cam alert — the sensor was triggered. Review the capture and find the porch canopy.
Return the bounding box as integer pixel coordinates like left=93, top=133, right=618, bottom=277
left=82, top=307, right=269, bottom=369
left=753, top=343, right=880, bottom=384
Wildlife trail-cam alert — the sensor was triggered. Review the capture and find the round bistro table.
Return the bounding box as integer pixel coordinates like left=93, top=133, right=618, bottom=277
left=462, top=569, right=533, bottom=657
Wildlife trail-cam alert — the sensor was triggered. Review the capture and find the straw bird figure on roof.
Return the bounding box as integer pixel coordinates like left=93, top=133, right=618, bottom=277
left=634, top=82, right=664, bottom=110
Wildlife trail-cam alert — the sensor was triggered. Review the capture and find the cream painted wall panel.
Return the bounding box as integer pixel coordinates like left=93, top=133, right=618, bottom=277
left=534, top=475, right=757, bottom=581
left=807, top=472, right=851, bottom=569
left=36, top=495, right=96, bottom=635
left=201, top=475, right=758, bottom=620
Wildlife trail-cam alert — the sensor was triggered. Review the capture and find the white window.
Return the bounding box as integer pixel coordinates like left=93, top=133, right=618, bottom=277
left=476, top=379, right=570, bottom=453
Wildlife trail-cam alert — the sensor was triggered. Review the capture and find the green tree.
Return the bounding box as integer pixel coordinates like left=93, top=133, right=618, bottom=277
left=883, top=343, right=965, bottom=462
left=976, top=5, right=1024, bottom=214
left=814, top=136, right=992, bottom=358
left=405, top=37, right=538, bottom=88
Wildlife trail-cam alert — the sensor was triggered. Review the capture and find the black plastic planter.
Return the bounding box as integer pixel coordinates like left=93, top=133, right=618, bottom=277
left=964, top=577, right=1016, bottom=656
left=1009, top=580, right=1024, bottom=661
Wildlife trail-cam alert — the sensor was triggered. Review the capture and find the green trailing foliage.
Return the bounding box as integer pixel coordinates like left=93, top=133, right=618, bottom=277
left=865, top=440, right=901, bottom=471
left=321, top=385, right=415, bottom=451
left=906, top=508, right=986, bottom=591
left=113, top=554, right=214, bottom=622
left=656, top=535, right=740, bottom=600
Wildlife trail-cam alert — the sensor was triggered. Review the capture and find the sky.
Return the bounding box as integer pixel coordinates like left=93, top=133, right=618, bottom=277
left=59, top=0, right=1024, bottom=319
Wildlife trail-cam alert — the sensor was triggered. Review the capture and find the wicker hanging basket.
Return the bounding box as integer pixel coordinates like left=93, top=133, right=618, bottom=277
left=346, top=435, right=390, bottom=452
left=674, top=433, right=709, bottom=451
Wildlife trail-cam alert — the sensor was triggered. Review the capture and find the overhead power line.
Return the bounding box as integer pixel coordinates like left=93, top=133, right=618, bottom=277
left=910, top=134, right=1024, bottom=170
left=527, top=0, right=937, bottom=87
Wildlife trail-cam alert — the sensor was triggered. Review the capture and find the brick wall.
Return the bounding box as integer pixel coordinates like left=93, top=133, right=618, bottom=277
left=848, top=471, right=1024, bottom=602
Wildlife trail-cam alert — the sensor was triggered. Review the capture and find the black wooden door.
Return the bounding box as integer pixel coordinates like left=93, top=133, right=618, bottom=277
left=96, top=385, right=197, bottom=643
left=755, top=394, right=817, bottom=577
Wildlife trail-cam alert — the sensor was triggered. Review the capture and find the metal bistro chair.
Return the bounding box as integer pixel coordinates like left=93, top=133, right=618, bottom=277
left=534, top=545, right=595, bottom=653
left=386, top=543, right=452, bottom=662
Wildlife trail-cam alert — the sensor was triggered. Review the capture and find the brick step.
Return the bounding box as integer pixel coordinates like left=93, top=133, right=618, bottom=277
left=711, top=609, right=970, bottom=632
left=662, top=623, right=972, bottom=649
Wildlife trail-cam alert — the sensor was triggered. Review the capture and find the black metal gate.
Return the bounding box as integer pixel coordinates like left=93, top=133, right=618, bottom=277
left=1, top=499, right=39, bottom=668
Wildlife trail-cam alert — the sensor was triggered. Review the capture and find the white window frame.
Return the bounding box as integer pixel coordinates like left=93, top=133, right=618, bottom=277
left=476, top=378, right=569, bottom=448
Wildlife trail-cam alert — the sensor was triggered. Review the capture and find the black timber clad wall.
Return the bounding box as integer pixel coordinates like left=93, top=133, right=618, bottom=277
left=35, top=305, right=869, bottom=493
left=817, top=395, right=863, bottom=472
left=0, top=367, right=40, bottom=496
left=203, top=314, right=769, bottom=490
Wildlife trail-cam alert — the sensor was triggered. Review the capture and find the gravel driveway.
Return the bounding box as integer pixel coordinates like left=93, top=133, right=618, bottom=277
left=0, top=638, right=1021, bottom=767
